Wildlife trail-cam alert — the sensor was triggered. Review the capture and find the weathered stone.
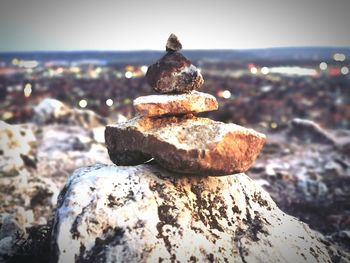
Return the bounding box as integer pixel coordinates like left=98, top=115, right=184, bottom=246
left=288, top=118, right=335, bottom=145
left=133, top=91, right=218, bottom=117
left=51, top=164, right=339, bottom=263
left=146, top=52, right=204, bottom=94
left=105, top=116, right=266, bottom=175
left=166, top=33, right=182, bottom=52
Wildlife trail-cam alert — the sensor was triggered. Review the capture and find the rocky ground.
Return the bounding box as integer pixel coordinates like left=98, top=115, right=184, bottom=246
left=247, top=119, right=350, bottom=252
left=0, top=99, right=113, bottom=262
left=0, top=99, right=350, bottom=262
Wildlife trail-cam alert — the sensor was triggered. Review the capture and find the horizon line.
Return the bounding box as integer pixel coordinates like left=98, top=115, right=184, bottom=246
left=1, top=46, right=350, bottom=54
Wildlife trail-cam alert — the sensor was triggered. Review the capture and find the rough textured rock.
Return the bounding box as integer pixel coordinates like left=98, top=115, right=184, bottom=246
left=146, top=52, right=204, bottom=94
left=166, top=33, right=182, bottom=52
left=247, top=123, right=350, bottom=252
left=52, top=164, right=339, bottom=263
left=0, top=120, right=61, bottom=233
left=133, top=91, right=218, bottom=117
left=105, top=116, right=266, bottom=175
left=0, top=121, right=36, bottom=177
left=0, top=117, right=109, bottom=234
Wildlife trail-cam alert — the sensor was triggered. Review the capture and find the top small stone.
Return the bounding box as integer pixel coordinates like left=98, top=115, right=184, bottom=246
left=145, top=34, right=204, bottom=94
left=166, top=33, right=182, bottom=52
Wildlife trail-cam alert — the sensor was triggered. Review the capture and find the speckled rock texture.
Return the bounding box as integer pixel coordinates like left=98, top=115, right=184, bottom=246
left=146, top=52, right=204, bottom=94
left=0, top=120, right=36, bottom=176
left=105, top=116, right=266, bottom=175
left=133, top=91, right=218, bottom=117
left=51, top=164, right=337, bottom=263
left=145, top=34, right=204, bottom=94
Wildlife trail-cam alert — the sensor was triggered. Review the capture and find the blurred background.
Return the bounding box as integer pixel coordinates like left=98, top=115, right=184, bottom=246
left=0, top=0, right=350, bottom=261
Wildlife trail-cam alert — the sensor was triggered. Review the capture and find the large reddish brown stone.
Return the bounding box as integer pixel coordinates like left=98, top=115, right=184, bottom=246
left=105, top=116, right=266, bottom=175
left=133, top=91, right=218, bottom=117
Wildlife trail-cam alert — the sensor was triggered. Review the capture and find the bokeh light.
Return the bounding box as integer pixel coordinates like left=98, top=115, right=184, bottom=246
left=106, top=99, right=114, bottom=107
left=125, top=71, right=133, bottom=79
left=261, top=67, right=269, bottom=75
left=23, top=83, right=32, bottom=97
left=250, top=67, right=258, bottom=74
left=341, top=66, right=349, bottom=75
left=319, top=62, right=327, bottom=70
left=78, top=99, right=87, bottom=108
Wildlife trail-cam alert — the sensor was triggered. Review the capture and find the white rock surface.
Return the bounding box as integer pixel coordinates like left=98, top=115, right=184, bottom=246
left=33, top=98, right=71, bottom=124
left=52, top=164, right=339, bottom=263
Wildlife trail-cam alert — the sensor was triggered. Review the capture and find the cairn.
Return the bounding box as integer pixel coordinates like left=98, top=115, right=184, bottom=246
left=105, top=34, right=266, bottom=175
left=52, top=36, right=339, bottom=262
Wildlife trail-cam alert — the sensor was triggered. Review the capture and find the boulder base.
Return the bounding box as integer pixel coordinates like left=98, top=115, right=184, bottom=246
left=133, top=91, right=218, bottom=117
left=52, top=164, right=336, bottom=263
left=105, top=116, right=266, bottom=175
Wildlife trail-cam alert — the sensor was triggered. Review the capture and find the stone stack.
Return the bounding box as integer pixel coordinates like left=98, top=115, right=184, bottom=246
left=51, top=35, right=344, bottom=263
left=105, top=34, right=266, bottom=175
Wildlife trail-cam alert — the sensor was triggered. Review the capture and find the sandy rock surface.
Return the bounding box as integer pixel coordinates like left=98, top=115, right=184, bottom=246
left=134, top=91, right=218, bottom=117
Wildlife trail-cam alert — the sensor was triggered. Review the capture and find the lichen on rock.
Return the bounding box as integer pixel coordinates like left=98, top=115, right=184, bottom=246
left=51, top=164, right=338, bottom=263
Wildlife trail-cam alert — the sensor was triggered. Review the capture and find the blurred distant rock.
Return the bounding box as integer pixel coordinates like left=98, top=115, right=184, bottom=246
left=38, top=125, right=92, bottom=152
left=288, top=118, right=335, bottom=145
left=105, top=116, right=266, bottom=175
left=333, top=130, right=350, bottom=155
left=134, top=91, right=218, bottom=117
left=35, top=124, right=112, bottom=189
left=287, top=117, right=350, bottom=155
left=33, top=98, right=70, bottom=124
left=52, top=164, right=341, bottom=263
left=33, top=98, right=108, bottom=129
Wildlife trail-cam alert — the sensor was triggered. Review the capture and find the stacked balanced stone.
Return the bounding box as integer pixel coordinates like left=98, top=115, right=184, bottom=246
left=105, top=34, right=266, bottom=175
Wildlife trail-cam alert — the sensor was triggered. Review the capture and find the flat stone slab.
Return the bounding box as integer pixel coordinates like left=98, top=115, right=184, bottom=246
left=105, top=116, right=266, bottom=175
left=133, top=91, right=218, bottom=117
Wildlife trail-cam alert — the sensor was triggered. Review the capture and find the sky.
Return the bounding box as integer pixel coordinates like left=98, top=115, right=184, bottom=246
left=0, top=0, right=350, bottom=51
